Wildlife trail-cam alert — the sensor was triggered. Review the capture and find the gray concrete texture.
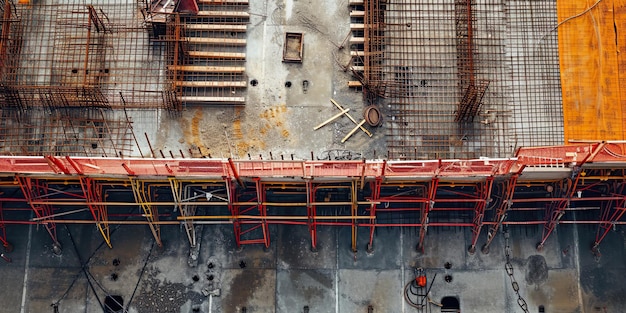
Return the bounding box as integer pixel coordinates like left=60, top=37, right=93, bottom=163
left=2, top=218, right=626, bottom=312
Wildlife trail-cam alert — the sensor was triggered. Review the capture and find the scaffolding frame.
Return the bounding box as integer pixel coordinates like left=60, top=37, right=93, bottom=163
left=0, top=143, right=625, bottom=256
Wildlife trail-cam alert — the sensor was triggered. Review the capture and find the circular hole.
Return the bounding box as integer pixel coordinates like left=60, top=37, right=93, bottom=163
left=112, top=258, right=120, bottom=266
left=192, top=307, right=200, bottom=312
left=110, top=273, right=118, bottom=281
left=444, top=275, right=453, bottom=283
left=250, top=79, right=258, bottom=87
left=208, top=274, right=214, bottom=281
left=444, top=262, right=452, bottom=269
left=192, top=275, right=199, bottom=282
left=285, top=81, right=292, bottom=88
left=208, top=262, right=214, bottom=269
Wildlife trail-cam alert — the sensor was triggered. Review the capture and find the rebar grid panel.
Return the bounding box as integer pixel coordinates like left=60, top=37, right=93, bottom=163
left=505, top=0, right=563, bottom=148
left=0, top=107, right=133, bottom=156
left=162, top=1, right=249, bottom=105
left=2, top=0, right=168, bottom=109
left=354, top=0, right=563, bottom=159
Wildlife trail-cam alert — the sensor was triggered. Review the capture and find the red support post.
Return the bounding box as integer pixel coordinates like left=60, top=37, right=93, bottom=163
left=306, top=180, right=317, bottom=251
left=482, top=173, right=519, bottom=254
left=78, top=177, right=112, bottom=248
left=226, top=179, right=242, bottom=249
left=537, top=169, right=583, bottom=251
left=417, top=178, right=438, bottom=252
left=468, top=177, right=494, bottom=254
left=593, top=183, right=626, bottom=254
left=0, top=202, right=12, bottom=252
left=256, top=179, right=270, bottom=249
left=15, top=175, right=60, bottom=251
left=366, top=178, right=382, bottom=253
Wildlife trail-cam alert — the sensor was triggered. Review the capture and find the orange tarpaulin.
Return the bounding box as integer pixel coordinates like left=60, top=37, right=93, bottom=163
left=558, top=0, right=626, bottom=142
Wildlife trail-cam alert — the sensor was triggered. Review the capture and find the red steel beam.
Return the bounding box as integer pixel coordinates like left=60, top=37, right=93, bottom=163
left=468, top=177, right=494, bottom=254
left=593, top=182, right=626, bottom=254
left=78, top=177, right=112, bottom=248
left=417, top=178, right=438, bottom=252
left=366, top=178, right=382, bottom=253
left=15, top=175, right=60, bottom=249
left=306, top=180, right=318, bottom=251
left=481, top=173, right=520, bottom=254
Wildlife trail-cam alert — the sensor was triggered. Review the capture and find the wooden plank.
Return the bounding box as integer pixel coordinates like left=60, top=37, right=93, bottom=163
left=184, top=24, right=247, bottom=31
left=348, top=0, right=363, bottom=5
left=349, top=37, right=364, bottom=44
left=350, top=23, right=364, bottom=30
left=187, top=51, right=246, bottom=59
left=350, top=10, right=365, bottom=17
left=168, top=65, right=245, bottom=73
left=314, top=109, right=350, bottom=130
left=196, top=11, right=250, bottom=18
left=179, top=96, right=245, bottom=103
left=184, top=37, right=246, bottom=45
left=350, top=66, right=364, bottom=71
left=197, top=0, right=248, bottom=4
left=348, top=81, right=362, bottom=87
left=558, top=0, right=626, bottom=141
left=174, top=81, right=247, bottom=87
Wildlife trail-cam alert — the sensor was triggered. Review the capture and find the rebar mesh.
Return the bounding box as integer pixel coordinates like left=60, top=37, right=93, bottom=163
left=352, top=0, right=564, bottom=159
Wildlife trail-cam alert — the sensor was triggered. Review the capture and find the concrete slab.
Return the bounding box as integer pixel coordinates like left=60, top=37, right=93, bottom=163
left=276, top=269, right=335, bottom=313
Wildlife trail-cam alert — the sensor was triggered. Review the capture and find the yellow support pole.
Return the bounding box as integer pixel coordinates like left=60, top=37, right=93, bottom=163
left=129, top=178, right=163, bottom=247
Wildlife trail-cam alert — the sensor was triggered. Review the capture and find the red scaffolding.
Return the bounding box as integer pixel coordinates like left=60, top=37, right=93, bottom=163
left=1, top=142, right=626, bottom=255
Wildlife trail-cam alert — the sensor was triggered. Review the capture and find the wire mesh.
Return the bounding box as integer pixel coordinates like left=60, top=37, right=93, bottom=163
left=352, top=0, right=564, bottom=160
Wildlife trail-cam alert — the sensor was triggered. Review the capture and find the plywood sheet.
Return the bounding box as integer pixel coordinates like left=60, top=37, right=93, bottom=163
left=558, top=0, right=626, bottom=142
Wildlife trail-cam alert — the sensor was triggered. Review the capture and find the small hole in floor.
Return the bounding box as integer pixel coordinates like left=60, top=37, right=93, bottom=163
left=285, top=81, right=292, bottom=88
left=71, top=69, right=78, bottom=74
left=241, top=307, right=247, bottom=313
left=110, top=273, right=118, bottom=281
left=192, top=275, right=199, bottom=282
left=250, top=79, right=258, bottom=86
left=303, top=305, right=309, bottom=313
left=112, top=258, right=120, bottom=266
left=239, top=260, right=246, bottom=268
left=444, top=262, right=452, bottom=269
left=192, top=307, right=200, bottom=312
left=444, top=275, right=453, bottom=283
left=91, top=143, right=98, bottom=149
left=539, top=305, right=545, bottom=313
left=208, top=274, right=214, bottom=281
left=104, top=295, right=124, bottom=312
left=208, top=262, right=214, bottom=269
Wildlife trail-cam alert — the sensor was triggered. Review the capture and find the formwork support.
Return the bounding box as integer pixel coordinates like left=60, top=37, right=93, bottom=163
left=15, top=175, right=60, bottom=249
left=0, top=202, right=12, bottom=252
left=366, top=178, right=382, bottom=253
left=482, top=173, right=520, bottom=254
left=468, top=177, right=494, bottom=254
left=351, top=180, right=358, bottom=253
left=306, top=180, right=317, bottom=251
left=230, top=178, right=270, bottom=248
left=169, top=178, right=196, bottom=247
left=593, top=182, right=626, bottom=254
left=417, top=178, right=438, bottom=252
left=78, top=177, right=112, bottom=248
left=537, top=171, right=581, bottom=251
left=129, top=178, right=163, bottom=247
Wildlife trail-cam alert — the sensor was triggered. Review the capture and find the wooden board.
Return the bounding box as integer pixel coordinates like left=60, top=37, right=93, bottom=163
left=174, top=81, right=247, bottom=87
left=184, top=37, right=246, bottom=45
left=168, top=65, right=245, bottom=73
left=558, top=0, right=626, bottom=142
left=187, top=51, right=246, bottom=59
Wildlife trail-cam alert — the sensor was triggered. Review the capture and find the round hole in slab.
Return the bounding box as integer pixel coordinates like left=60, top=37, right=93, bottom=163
left=112, top=258, right=120, bottom=266
left=539, top=305, right=545, bottom=313
left=208, top=274, right=214, bottom=281
left=192, top=307, right=200, bottom=312
left=208, top=262, right=214, bottom=269
left=250, top=79, right=258, bottom=87
left=110, top=273, right=118, bottom=281
left=192, top=275, right=199, bottom=282
left=444, top=275, right=453, bottom=283
left=285, top=81, right=292, bottom=88
left=444, top=262, right=452, bottom=269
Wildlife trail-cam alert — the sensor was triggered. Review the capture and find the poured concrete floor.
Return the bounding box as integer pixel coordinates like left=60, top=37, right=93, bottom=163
left=1, top=217, right=625, bottom=313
